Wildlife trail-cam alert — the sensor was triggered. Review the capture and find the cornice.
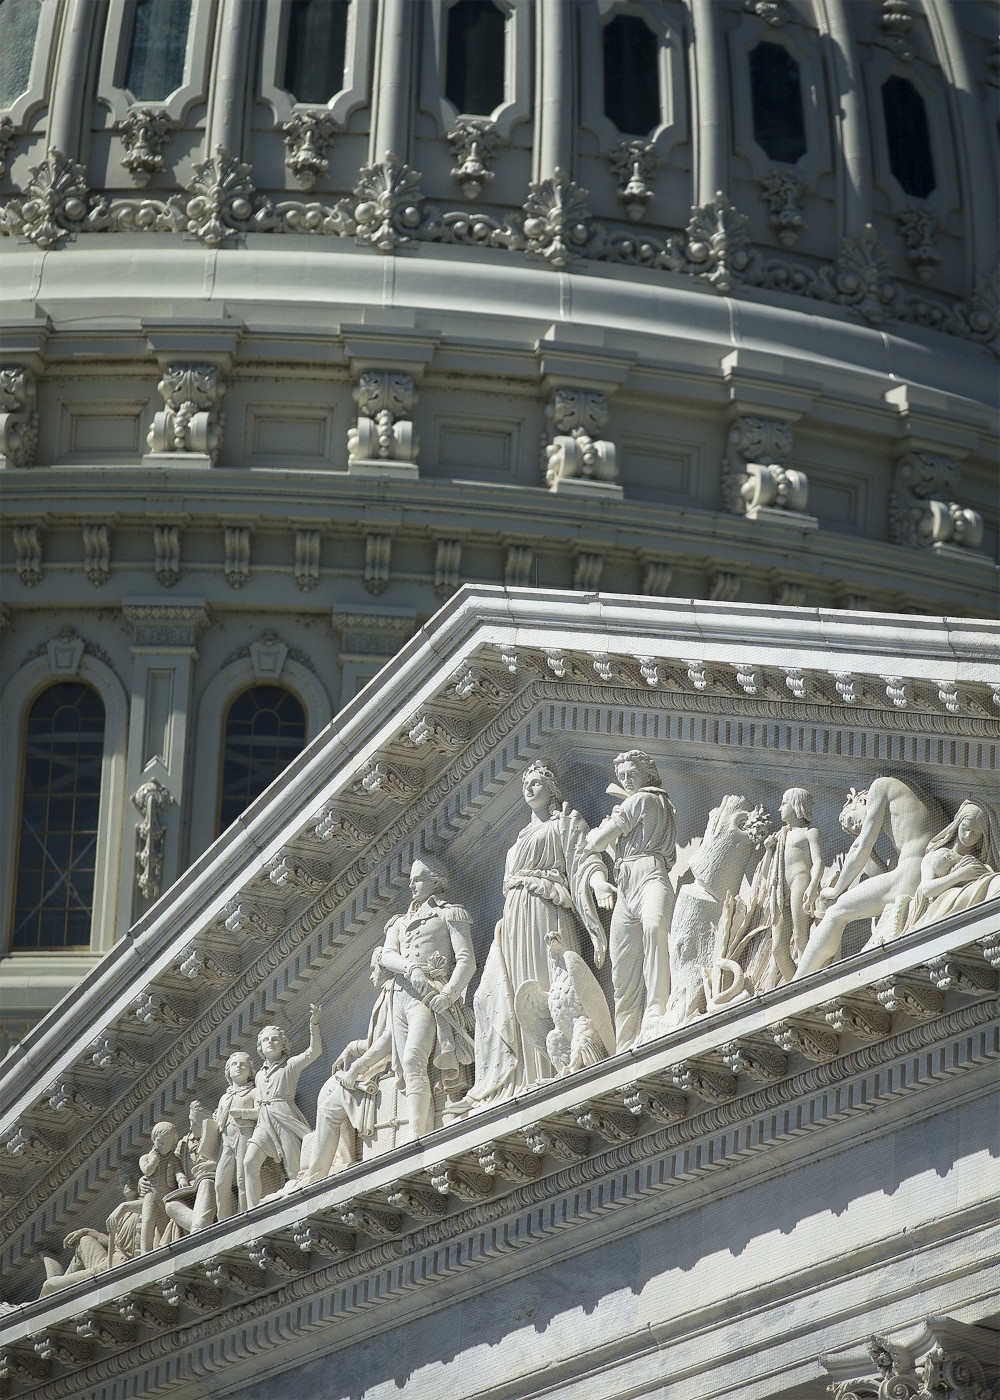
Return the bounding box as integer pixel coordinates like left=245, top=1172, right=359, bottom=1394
left=0, top=989, right=996, bottom=1398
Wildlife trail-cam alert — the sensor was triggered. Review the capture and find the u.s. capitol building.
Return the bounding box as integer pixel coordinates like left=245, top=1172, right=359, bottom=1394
left=0, top=1, right=997, bottom=1397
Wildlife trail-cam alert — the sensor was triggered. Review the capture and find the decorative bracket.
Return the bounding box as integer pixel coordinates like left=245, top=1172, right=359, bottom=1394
left=131, top=778, right=174, bottom=902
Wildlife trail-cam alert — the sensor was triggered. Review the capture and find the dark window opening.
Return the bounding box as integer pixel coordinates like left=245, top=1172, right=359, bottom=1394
left=218, top=686, right=307, bottom=834
left=445, top=0, right=505, bottom=116
left=603, top=14, right=660, bottom=137
left=750, top=42, right=806, bottom=164
left=881, top=75, right=935, bottom=198
left=284, top=0, right=350, bottom=104
left=12, top=683, right=105, bottom=950
left=124, top=0, right=192, bottom=101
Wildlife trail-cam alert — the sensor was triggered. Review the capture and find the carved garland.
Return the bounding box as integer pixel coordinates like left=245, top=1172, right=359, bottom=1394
left=0, top=152, right=994, bottom=350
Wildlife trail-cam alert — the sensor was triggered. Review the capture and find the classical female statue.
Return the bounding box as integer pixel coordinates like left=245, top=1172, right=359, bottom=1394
left=899, top=798, right=1000, bottom=933
left=466, top=760, right=614, bottom=1106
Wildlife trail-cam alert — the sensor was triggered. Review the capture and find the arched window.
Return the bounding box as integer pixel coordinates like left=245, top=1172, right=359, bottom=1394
left=0, top=0, right=42, bottom=108
left=750, top=42, right=806, bottom=165
left=881, top=76, right=935, bottom=198
left=283, top=0, right=350, bottom=104
left=124, top=0, right=192, bottom=101
left=11, top=683, right=105, bottom=950
left=602, top=14, right=660, bottom=138
left=218, top=686, right=307, bottom=834
left=445, top=0, right=505, bottom=116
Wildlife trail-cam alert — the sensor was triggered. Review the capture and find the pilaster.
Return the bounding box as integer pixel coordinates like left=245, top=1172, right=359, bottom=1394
left=119, top=600, right=210, bottom=923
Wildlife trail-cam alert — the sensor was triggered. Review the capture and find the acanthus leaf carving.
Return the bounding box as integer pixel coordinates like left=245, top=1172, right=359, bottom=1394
left=474, top=1142, right=542, bottom=1184
left=153, top=524, right=181, bottom=587
left=0, top=149, right=100, bottom=248
left=120, top=107, right=173, bottom=187
left=224, top=526, right=251, bottom=588
left=348, top=370, right=418, bottom=469
left=147, top=363, right=226, bottom=464
left=620, top=1082, right=688, bottom=1123
left=521, top=168, right=596, bottom=269
left=355, top=759, right=422, bottom=802
left=519, top=1122, right=590, bottom=1162
left=349, top=152, right=429, bottom=251
left=222, top=895, right=287, bottom=940
left=310, top=804, right=376, bottom=848
left=406, top=711, right=472, bottom=751
left=294, top=528, right=321, bottom=591
left=543, top=387, right=618, bottom=490
left=683, top=192, right=751, bottom=293
left=896, top=204, right=941, bottom=282
left=889, top=453, right=984, bottom=552
left=291, top=1221, right=357, bottom=1255
left=132, top=990, right=185, bottom=1030
left=772, top=1018, right=840, bottom=1061
left=0, top=365, right=39, bottom=468
left=383, top=1181, right=448, bottom=1218
left=447, top=117, right=503, bottom=200
left=607, top=139, right=659, bottom=221
left=282, top=109, right=341, bottom=190
left=720, top=1039, right=789, bottom=1083
left=83, top=522, right=111, bottom=586
left=0, top=114, right=18, bottom=179
left=759, top=169, right=807, bottom=248
left=722, top=416, right=809, bottom=519
left=131, top=777, right=174, bottom=901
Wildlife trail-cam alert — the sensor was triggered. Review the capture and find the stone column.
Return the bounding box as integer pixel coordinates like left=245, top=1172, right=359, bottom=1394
left=818, top=0, right=872, bottom=238
left=120, top=600, right=209, bottom=925
left=370, top=0, right=415, bottom=163
left=688, top=0, right=728, bottom=207
left=923, top=4, right=998, bottom=282
left=535, top=0, right=572, bottom=179
left=47, top=0, right=95, bottom=161
left=205, top=0, right=256, bottom=159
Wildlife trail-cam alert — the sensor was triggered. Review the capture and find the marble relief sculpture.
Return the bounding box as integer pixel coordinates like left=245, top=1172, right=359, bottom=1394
left=243, top=1009, right=322, bottom=1208
left=163, top=1101, right=220, bottom=1236
left=21, top=762, right=1000, bottom=1292
left=898, top=799, right=1000, bottom=934
left=656, top=796, right=770, bottom=1032
left=795, top=777, right=944, bottom=978
left=466, top=761, right=615, bottom=1106
left=752, top=788, right=824, bottom=983
left=214, top=1051, right=258, bottom=1220
left=299, top=858, right=476, bottom=1183
left=585, top=751, right=677, bottom=1049
left=514, top=927, right=615, bottom=1076
left=138, top=1121, right=182, bottom=1253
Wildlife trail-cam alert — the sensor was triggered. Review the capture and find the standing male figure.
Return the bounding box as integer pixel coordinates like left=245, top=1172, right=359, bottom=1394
left=585, top=750, right=677, bottom=1049
left=795, top=775, right=943, bottom=979
left=337, top=856, right=476, bottom=1143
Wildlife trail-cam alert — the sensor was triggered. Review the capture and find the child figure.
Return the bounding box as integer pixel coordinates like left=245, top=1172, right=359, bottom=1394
left=214, top=1050, right=258, bottom=1220
left=243, top=1007, right=322, bottom=1208
left=766, top=788, right=824, bottom=982
left=138, top=1120, right=180, bottom=1254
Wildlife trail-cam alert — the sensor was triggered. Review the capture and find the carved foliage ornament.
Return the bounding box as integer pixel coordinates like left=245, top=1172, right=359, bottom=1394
left=348, top=371, right=418, bottom=466
left=147, top=363, right=225, bottom=463
left=0, top=150, right=993, bottom=350
left=607, top=140, right=659, bottom=222
left=120, top=108, right=173, bottom=187
left=889, top=453, right=983, bottom=551
left=0, top=114, right=17, bottom=179
left=759, top=169, right=807, bottom=248
left=282, top=110, right=341, bottom=190
left=132, top=778, right=174, bottom=902
left=447, top=118, right=502, bottom=200
left=543, top=387, right=617, bottom=488
left=723, top=415, right=809, bottom=517
left=827, top=1323, right=996, bottom=1400
left=0, top=365, right=38, bottom=468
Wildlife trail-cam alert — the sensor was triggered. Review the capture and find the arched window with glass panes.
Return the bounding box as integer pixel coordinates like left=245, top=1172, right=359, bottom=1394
left=11, top=683, right=106, bottom=950
left=283, top=0, right=351, bottom=104
left=217, top=685, right=307, bottom=835
left=602, top=12, right=660, bottom=138
left=881, top=75, right=935, bottom=199
left=123, top=0, right=192, bottom=100
left=445, top=0, right=506, bottom=116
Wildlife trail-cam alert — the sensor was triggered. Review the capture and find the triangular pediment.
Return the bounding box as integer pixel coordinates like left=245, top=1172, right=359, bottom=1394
left=1, top=588, right=997, bottom=1396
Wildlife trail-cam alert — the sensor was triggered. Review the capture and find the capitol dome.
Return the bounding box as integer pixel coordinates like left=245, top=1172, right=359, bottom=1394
left=0, top=0, right=997, bottom=1032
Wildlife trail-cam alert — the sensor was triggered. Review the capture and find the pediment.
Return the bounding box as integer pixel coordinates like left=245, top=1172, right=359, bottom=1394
left=1, top=588, right=998, bottom=1397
